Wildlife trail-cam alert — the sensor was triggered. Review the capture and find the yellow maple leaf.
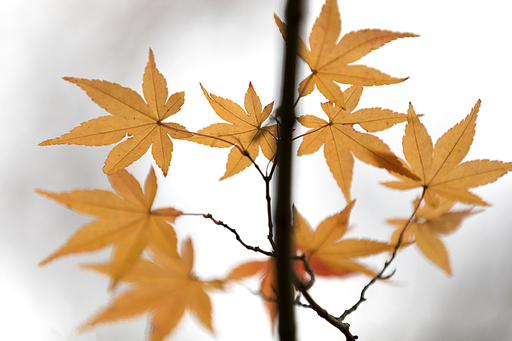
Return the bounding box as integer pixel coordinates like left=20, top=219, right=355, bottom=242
left=79, top=239, right=223, bottom=341
left=39, top=49, right=190, bottom=176
left=297, top=85, right=418, bottom=202
left=382, top=100, right=512, bottom=206
left=275, top=0, right=418, bottom=107
left=387, top=198, right=477, bottom=274
left=37, top=168, right=182, bottom=288
left=293, top=202, right=392, bottom=277
left=189, top=83, right=277, bottom=179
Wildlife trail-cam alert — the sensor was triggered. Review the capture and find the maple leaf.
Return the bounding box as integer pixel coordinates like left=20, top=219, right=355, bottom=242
left=79, top=239, right=223, bottom=341
left=189, top=83, right=277, bottom=179
left=387, top=198, right=477, bottom=274
left=293, top=202, right=392, bottom=277
left=39, top=49, right=191, bottom=176
left=297, top=85, right=418, bottom=202
left=226, top=203, right=392, bottom=327
left=37, top=168, right=182, bottom=288
left=275, top=0, right=418, bottom=107
left=382, top=100, right=512, bottom=206
left=227, top=259, right=279, bottom=330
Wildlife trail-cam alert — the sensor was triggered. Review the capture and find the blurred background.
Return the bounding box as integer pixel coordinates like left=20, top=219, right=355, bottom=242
left=1, top=0, right=511, bottom=340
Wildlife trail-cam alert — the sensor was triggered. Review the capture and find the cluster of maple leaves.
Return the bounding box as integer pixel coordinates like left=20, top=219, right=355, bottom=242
left=38, top=0, right=512, bottom=340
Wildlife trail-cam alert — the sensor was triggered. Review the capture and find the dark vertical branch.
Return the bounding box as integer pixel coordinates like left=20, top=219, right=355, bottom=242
left=274, top=1, right=304, bottom=341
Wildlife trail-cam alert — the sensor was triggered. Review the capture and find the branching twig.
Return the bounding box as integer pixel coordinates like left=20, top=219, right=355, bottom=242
left=292, top=253, right=315, bottom=289
left=293, top=274, right=357, bottom=341
left=338, top=189, right=426, bottom=322
left=265, top=129, right=280, bottom=251
left=264, top=174, right=277, bottom=251
left=203, top=214, right=274, bottom=257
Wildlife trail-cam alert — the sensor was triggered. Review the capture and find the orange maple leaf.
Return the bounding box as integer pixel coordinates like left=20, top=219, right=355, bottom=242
left=387, top=198, right=477, bottom=274
left=39, top=49, right=191, bottom=176
left=275, top=0, right=418, bottom=107
left=37, top=168, right=182, bottom=288
left=297, top=85, right=418, bottom=202
left=226, top=203, right=392, bottom=328
left=79, top=239, right=223, bottom=341
left=382, top=100, right=512, bottom=206
left=189, top=83, right=277, bottom=179
left=227, top=259, right=279, bottom=330
left=293, top=202, right=392, bottom=277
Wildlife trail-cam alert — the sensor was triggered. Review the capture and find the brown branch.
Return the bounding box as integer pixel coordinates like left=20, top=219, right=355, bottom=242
left=274, top=0, right=304, bottom=340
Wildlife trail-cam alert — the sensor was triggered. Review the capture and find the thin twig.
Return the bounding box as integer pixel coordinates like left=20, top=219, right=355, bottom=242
left=264, top=174, right=277, bottom=251
left=293, top=275, right=357, bottom=341
left=292, top=253, right=315, bottom=289
left=203, top=214, right=274, bottom=257
left=339, top=189, right=426, bottom=321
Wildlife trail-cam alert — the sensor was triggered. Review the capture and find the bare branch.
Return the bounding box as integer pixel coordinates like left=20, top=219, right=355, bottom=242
left=339, top=189, right=426, bottom=321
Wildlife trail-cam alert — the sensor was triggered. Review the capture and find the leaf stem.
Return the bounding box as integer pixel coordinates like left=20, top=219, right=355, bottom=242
left=293, top=75, right=313, bottom=108
left=292, top=123, right=329, bottom=141
left=161, top=122, right=246, bottom=155
left=161, top=122, right=273, bottom=180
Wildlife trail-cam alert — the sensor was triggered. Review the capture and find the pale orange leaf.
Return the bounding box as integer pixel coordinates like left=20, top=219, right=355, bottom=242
left=383, top=100, right=512, bottom=206
left=275, top=0, right=418, bottom=107
left=39, top=49, right=190, bottom=175
left=189, top=83, right=277, bottom=179
left=37, top=168, right=182, bottom=288
left=79, top=239, right=221, bottom=341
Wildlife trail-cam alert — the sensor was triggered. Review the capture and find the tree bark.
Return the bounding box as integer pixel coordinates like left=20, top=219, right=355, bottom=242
left=274, top=1, right=304, bottom=341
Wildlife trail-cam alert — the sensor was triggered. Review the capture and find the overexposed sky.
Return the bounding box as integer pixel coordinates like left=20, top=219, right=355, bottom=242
left=1, top=0, right=512, bottom=340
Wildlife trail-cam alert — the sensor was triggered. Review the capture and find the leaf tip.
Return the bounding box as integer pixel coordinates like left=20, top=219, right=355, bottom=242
left=34, top=188, right=46, bottom=196
left=38, top=254, right=55, bottom=267
left=62, top=76, right=78, bottom=84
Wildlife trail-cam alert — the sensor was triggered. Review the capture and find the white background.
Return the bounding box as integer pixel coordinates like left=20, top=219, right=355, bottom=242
left=1, top=0, right=511, bottom=340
